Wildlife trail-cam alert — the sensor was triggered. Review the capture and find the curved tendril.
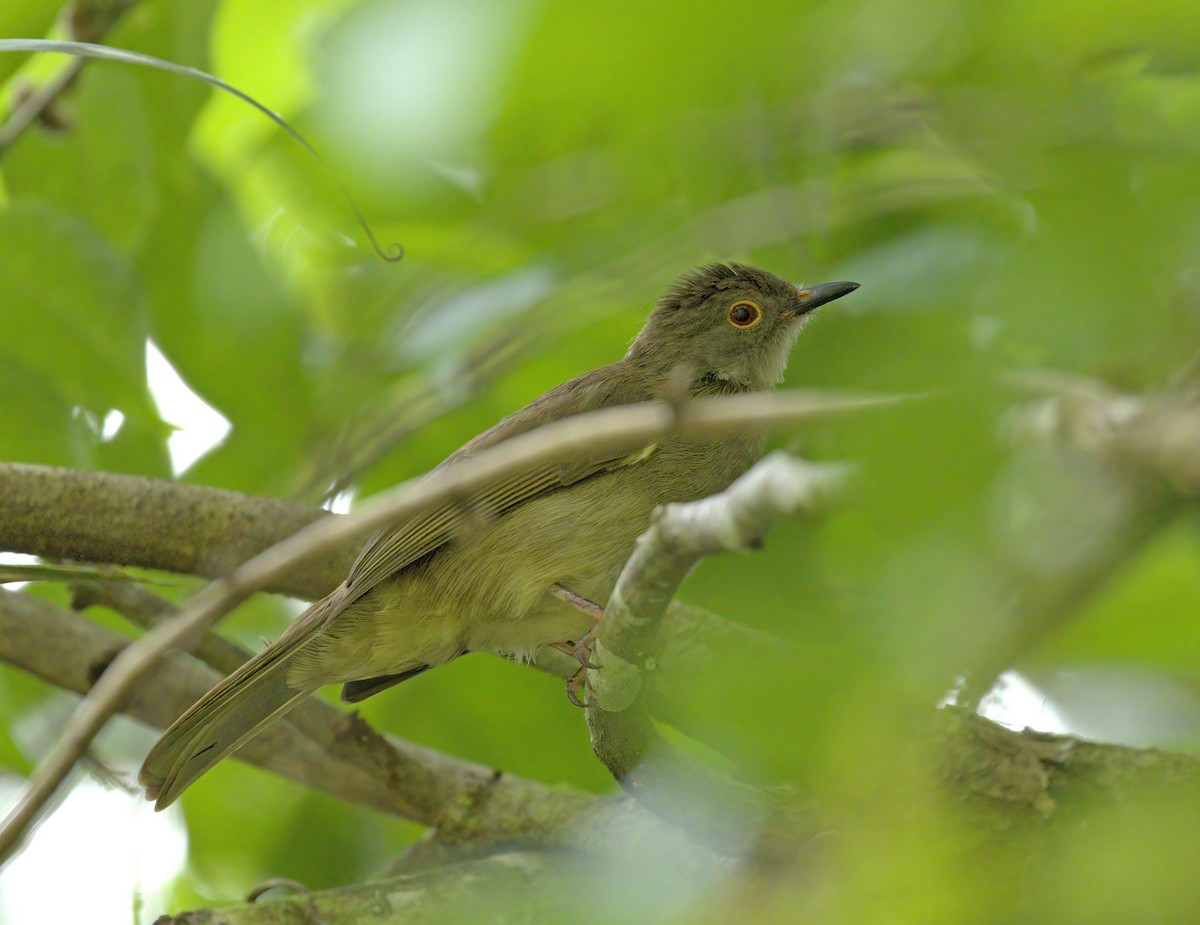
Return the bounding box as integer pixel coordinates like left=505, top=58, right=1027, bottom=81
left=0, top=39, right=404, bottom=263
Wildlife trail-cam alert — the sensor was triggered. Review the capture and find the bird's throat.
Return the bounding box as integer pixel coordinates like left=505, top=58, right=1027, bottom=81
left=695, top=370, right=755, bottom=395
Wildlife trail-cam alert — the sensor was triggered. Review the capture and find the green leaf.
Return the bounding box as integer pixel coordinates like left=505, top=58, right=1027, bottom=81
left=3, top=64, right=157, bottom=252
left=0, top=358, right=79, bottom=466
left=137, top=181, right=316, bottom=493
left=0, top=201, right=152, bottom=417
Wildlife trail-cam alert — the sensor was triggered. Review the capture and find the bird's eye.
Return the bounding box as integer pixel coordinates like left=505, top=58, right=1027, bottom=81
left=726, top=300, right=762, bottom=329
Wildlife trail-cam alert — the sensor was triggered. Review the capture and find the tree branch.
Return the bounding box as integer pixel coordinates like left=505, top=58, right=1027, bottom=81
left=585, top=452, right=849, bottom=850
left=0, top=588, right=720, bottom=866
left=1002, top=371, right=1200, bottom=485
left=958, top=377, right=1188, bottom=701
left=0, top=389, right=891, bottom=864
left=0, top=462, right=351, bottom=601
left=0, top=390, right=892, bottom=598
left=0, top=589, right=430, bottom=816
left=71, top=580, right=251, bottom=676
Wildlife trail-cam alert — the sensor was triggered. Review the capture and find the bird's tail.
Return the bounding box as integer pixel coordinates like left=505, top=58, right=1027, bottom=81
left=138, top=591, right=343, bottom=810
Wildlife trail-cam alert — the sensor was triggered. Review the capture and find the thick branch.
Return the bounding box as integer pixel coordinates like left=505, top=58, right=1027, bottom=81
left=0, top=463, right=351, bottom=600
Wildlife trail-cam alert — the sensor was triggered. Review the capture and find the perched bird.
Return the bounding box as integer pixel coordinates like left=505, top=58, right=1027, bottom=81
left=139, top=263, right=858, bottom=808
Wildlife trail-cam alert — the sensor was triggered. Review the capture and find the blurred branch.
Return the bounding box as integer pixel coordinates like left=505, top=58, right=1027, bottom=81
left=0, top=389, right=892, bottom=599
left=0, top=0, right=138, bottom=152
left=586, top=452, right=849, bottom=852
left=0, top=389, right=891, bottom=864
left=1007, top=372, right=1200, bottom=492
left=0, top=588, right=715, bottom=866
left=0, top=588, right=420, bottom=814
left=961, top=378, right=1190, bottom=702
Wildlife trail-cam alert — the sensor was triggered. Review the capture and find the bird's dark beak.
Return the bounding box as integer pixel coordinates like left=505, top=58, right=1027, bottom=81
left=793, top=280, right=860, bottom=316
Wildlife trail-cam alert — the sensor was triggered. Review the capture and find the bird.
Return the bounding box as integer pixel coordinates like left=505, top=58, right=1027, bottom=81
left=139, top=263, right=859, bottom=809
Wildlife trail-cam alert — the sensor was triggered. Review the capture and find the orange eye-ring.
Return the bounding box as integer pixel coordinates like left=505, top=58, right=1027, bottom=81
left=726, top=300, right=762, bottom=329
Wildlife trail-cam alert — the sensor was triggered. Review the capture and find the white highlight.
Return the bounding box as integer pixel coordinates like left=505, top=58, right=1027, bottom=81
left=101, top=410, right=126, bottom=441
left=0, top=552, right=40, bottom=592
left=325, top=487, right=358, bottom=515
left=975, top=671, right=1070, bottom=734
left=145, top=340, right=232, bottom=475
left=0, top=777, right=187, bottom=925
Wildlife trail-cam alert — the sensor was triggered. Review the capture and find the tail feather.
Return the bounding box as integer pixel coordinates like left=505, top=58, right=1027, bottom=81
left=139, top=593, right=343, bottom=810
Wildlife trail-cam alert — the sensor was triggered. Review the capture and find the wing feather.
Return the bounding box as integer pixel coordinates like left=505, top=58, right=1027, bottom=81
left=339, top=364, right=655, bottom=606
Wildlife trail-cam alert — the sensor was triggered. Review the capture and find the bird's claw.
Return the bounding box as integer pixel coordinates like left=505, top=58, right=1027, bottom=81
left=564, top=624, right=603, bottom=707
left=549, top=584, right=604, bottom=706
left=566, top=668, right=588, bottom=708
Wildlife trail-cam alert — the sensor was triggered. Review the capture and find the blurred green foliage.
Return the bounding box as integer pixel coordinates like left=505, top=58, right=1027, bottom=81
left=3, top=0, right=1200, bottom=922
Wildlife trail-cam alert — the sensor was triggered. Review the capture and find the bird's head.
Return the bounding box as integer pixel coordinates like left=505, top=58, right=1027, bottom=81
left=626, top=263, right=859, bottom=391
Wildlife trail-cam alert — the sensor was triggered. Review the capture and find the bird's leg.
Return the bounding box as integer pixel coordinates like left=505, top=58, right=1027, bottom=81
left=550, top=583, right=604, bottom=707
left=550, top=583, right=604, bottom=621
left=550, top=583, right=603, bottom=667
left=548, top=640, right=596, bottom=707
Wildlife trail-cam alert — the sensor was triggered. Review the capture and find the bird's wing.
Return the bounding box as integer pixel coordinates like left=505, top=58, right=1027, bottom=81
left=340, top=363, right=655, bottom=606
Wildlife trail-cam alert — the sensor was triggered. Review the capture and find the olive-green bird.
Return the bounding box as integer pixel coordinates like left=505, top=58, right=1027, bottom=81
left=139, top=263, right=858, bottom=808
